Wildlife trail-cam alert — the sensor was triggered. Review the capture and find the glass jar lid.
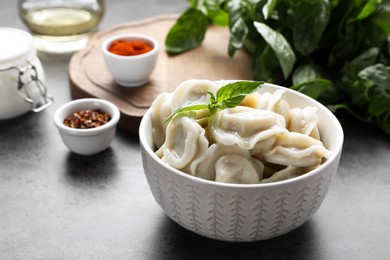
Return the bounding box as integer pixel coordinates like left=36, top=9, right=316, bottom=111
left=0, top=27, right=35, bottom=69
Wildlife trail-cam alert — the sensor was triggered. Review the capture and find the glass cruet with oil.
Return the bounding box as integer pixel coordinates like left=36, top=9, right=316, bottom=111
left=19, top=0, right=105, bottom=54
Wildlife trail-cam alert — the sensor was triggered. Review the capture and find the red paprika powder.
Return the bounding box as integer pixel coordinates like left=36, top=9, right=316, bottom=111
left=108, top=40, right=153, bottom=56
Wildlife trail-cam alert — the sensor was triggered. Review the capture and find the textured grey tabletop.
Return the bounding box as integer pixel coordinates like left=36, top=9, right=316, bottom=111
left=1, top=1, right=390, bottom=259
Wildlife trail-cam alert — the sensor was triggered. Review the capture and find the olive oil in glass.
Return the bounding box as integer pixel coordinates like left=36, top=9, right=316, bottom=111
left=19, top=0, right=105, bottom=54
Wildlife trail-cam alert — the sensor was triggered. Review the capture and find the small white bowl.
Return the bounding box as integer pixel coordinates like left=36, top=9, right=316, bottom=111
left=102, top=33, right=159, bottom=87
left=54, top=98, right=120, bottom=156
left=139, top=83, right=344, bottom=242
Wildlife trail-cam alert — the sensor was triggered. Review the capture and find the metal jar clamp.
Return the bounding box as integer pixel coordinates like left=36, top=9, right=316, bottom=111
left=1, top=60, right=53, bottom=113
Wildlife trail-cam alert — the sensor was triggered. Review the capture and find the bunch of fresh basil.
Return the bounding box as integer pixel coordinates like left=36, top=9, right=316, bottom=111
left=165, top=0, right=390, bottom=136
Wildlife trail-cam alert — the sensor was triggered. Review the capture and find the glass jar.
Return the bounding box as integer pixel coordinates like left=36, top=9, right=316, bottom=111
left=0, top=27, right=53, bottom=119
left=18, top=0, right=105, bottom=54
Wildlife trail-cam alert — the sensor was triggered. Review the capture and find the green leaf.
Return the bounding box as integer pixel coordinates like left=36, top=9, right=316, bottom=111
left=292, top=0, right=331, bottom=56
left=253, top=21, right=296, bottom=79
left=328, top=22, right=361, bottom=67
left=290, top=79, right=330, bottom=100
left=292, top=64, right=324, bottom=85
left=351, top=0, right=381, bottom=22
left=262, top=0, right=278, bottom=20
left=372, top=9, right=390, bottom=36
left=188, top=0, right=198, bottom=8
left=358, top=64, right=390, bottom=93
left=165, top=103, right=209, bottom=123
left=343, top=64, right=390, bottom=121
left=210, top=81, right=264, bottom=112
left=346, top=47, right=381, bottom=72
left=227, top=0, right=249, bottom=56
left=252, top=43, right=283, bottom=83
left=326, top=103, right=371, bottom=123
left=341, top=63, right=390, bottom=132
left=291, top=64, right=344, bottom=104
left=204, top=0, right=229, bottom=26
left=330, top=0, right=340, bottom=7
left=369, top=95, right=390, bottom=135
left=291, top=78, right=342, bottom=105
left=216, top=80, right=264, bottom=102
left=165, top=8, right=209, bottom=54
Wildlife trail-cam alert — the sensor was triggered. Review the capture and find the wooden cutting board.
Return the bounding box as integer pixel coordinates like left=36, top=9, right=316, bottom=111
left=68, top=15, right=252, bottom=135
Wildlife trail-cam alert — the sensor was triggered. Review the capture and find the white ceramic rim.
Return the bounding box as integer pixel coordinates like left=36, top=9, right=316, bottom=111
left=0, top=27, right=35, bottom=69
left=53, top=98, right=120, bottom=136
left=139, top=82, right=344, bottom=189
left=101, top=33, right=159, bottom=60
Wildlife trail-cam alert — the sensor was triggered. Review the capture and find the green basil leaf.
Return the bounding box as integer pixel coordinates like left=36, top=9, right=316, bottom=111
left=326, top=103, right=370, bottom=123
left=351, top=0, right=381, bottom=22
left=262, top=0, right=278, bottom=20
left=371, top=9, right=390, bottom=36
left=165, top=103, right=209, bottom=123
left=165, top=8, right=209, bottom=54
left=215, top=81, right=264, bottom=103
left=291, top=78, right=343, bottom=105
left=369, top=95, right=390, bottom=135
left=290, top=79, right=330, bottom=100
left=330, top=0, right=340, bottom=7
left=292, top=64, right=324, bottom=85
left=188, top=0, right=198, bottom=8
left=292, top=63, right=344, bottom=104
left=346, top=47, right=381, bottom=73
left=328, top=22, right=360, bottom=66
left=252, top=43, right=283, bottom=83
left=227, top=0, right=249, bottom=57
left=253, top=21, right=296, bottom=79
left=204, top=0, right=229, bottom=26
left=292, top=0, right=331, bottom=56
left=358, top=63, right=390, bottom=92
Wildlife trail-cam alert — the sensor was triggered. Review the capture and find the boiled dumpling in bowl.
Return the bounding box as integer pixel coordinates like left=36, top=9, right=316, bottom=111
left=151, top=93, right=173, bottom=149
left=257, top=89, right=291, bottom=125
left=170, top=79, right=219, bottom=110
left=206, top=106, right=287, bottom=150
left=260, top=165, right=305, bottom=183
left=192, top=143, right=264, bottom=183
left=288, top=106, right=320, bottom=140
left=263, top=132, right=330, bottom=167
left=214, top=154, right=264, bottom=184
left=160, top=116, right=209, bottom=171
left=150, top=79, right=331, bottom=185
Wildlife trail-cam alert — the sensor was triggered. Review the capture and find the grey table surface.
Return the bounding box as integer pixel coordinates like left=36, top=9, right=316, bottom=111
left=1, top=1, right=390, bottom=259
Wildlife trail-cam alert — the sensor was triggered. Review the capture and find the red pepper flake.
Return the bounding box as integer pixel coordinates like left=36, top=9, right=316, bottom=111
left=63, top=109, right=111, bottom=129
left=108, top=40, right=153, bottom=56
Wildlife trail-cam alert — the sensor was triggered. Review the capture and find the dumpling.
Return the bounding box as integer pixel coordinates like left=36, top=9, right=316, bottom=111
left=160, top=116, right=209, bottom=170
left=192, top=143, right=263, bottom=182
left=260, top=165, right=305, bottom=183
left=263, top=132, right=330, bottom=167
left=170, top=79, right=219, bottom=110
left=206, top=106, right=287, bottom=150
left=288, top=106, right=320, bottom=140
left=214, top=154, right=264, bottom=184
left=256, top=90, right=291, bottom=125
left=150, top=93, right=173, bottom=149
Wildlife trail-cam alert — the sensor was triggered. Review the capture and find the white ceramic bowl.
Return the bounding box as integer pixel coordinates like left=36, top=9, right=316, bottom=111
left=102, top=33, right=159, bottom=87
left=139, top=83, right=344, bottom=242
left=54, top=98, right=120, bottom=156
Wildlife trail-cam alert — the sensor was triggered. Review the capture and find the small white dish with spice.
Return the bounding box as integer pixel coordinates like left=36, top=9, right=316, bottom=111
left=101, top=33, right=159, bottom=87
left=53, top=98, right=120, bottom=155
